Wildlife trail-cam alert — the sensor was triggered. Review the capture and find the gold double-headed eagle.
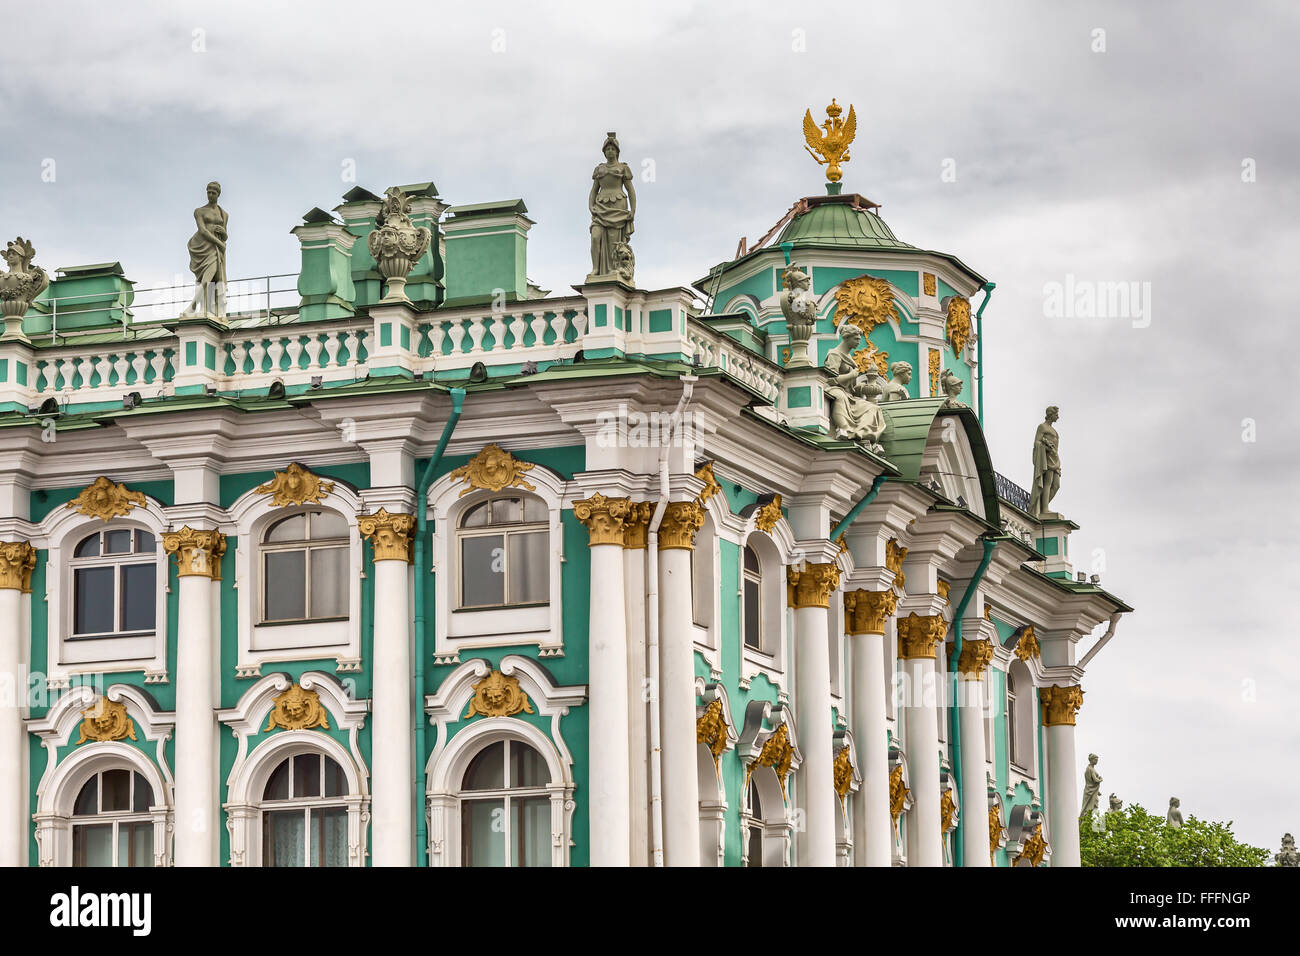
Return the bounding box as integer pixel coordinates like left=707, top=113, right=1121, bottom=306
left=802, top=98, right=857, bottom=183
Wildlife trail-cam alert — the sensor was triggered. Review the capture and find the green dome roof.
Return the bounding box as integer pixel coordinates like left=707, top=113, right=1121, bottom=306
left=777, top=193, right=915, bottom=251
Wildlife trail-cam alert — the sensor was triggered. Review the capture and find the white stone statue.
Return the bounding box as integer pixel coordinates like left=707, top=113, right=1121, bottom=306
left=1029, top=405, right=1061, bottom=517
left=1079, top=753, right=1102, bottom=818
left=1166, top=797, right=1183, bottom=828
left=0, top=236, right=49, bottom=341
left=939, top=368, right=966, bottom=408
left=587, top=131, right=636, bottom=284
left=824, top=323, right=886, bottom=453
left=779, top=264, right=818, bottom=368
left=881, top=361, right=912, bottom=402
left=1277, top=833, right=1299, bottom=867
left=1109, top=793, right=1123, bottom=812
left=183, top=181, right=228, bottom=317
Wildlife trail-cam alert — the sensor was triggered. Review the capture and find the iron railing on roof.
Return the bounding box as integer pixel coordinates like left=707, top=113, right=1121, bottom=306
left=38, top=274, right=300, bottom=342
left=994, top=471, right=1032, bottom=513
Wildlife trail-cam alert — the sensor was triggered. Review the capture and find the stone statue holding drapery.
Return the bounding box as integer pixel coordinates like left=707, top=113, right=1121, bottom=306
left=1029, top=405, right=1061, bottom=517
left=183, top=181, right=228, bottom=317
left=586, top=132, right=636, bottom=285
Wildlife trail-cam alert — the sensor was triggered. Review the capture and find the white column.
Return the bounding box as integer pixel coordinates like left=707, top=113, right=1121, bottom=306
left=623, top=506, right=650, bottom=867
left=898, top=613, right=946, bottom=867
left=1043, top=684, right=1084, bottom=867
left=657, top=502, right=702, bottom=866
left=0, top=542, right=32, bottom=867
left=845, top=589, right=894, bottom=866
left=574, top=494, right=631, bottom=865
left=360, top=509, right=415, bottom=867
left=955, top=639, right=992, bottom=866
left=165, top=528, right=222, bottom=867
left=793, top=601, right=837, bottom=867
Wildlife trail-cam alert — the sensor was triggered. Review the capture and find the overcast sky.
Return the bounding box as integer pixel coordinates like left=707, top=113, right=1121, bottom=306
left=2, top=1, right=1296, bottom=854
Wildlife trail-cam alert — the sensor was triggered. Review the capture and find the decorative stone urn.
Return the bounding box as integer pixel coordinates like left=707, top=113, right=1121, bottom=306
left=0, top=236, right=49, bottom=342
left=779, top=263, right=818, bottom=368
left=367, top=187, right=432, bottom=304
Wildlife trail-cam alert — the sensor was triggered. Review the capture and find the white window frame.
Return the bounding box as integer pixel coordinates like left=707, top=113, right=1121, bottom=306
left=257, top=752, right=352, bottom=867
left=739, top=526, right=794, bottom=691
left=227, top=483, right=365, bottom=677
left=454, top=495, right=550, bottom=611
left=38, top=498, right=171, bottom=686
left=258, top=510, right=350, bottom=626
left=69, top=768, right=156, bottom=867
left=456, top=737, right=555, bottom=867
left=427, top=465, right=567, bottom=663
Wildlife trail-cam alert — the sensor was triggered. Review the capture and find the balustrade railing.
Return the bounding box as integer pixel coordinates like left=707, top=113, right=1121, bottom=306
left=686, top=326, right=782, bottom=403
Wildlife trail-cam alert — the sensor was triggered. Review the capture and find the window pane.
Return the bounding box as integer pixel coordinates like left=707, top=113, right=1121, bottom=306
left=263, top=758, right=290, bottom=801
left=509, top=742, right=548, bottom=788
left=507, top=532, right=548, bottom=605
left=265, top=514, right=308, bottom=543
left=309, top=546, right=348, bottom=619
left=132, top=773, right=152, bottom=812
left=74, top=777, right=98, bottom=816
left=323, top=757, right=346, bottom=798
left=74, top=534, right=100, bottom=558
left=744, top=545, right=760, bottom=574
left=460, top=535, right=504, bottom=607
left=293, top=754, right=321, bottom=798
left=74, top=567, right=115, bottom=634
left=76, top=824, right=113, bottom=867
left=491, top=497, right=521, bottom=524
left=120, top=563, right=156, bottom=632
left=744, top=580, right=761, bottom=649
left=462, top=799, right=505, bottom=867
left=101, top=769, right=130, bottom=811
left=117, top=824, right=130, bottom=867
left=512, top=797, right=552, bottom=867
left=265, top=810, right=305, bottom=867
left=310, top=510, right=348, bottom=540
left=135, top=530, right=155, bottom=552
left=522, top=497, right=547, bottom=523
left=310, top=807, right=348, bottom=867
left=104, top=530, right=132, bottom=554
left=461, top=501, right=490, bottom=528
left=463, top=741, right=505, bottom=790
left=264, top=551, right=307, bottom=621
left=131, top=823, right=153, bottom=867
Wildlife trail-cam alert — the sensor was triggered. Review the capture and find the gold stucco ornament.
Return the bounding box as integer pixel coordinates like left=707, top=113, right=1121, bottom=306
left=357, top=508, right=415, bottom=563
left=746, top=723, right=795, bottom=799
left=928, top=349, right=941, bottom=397
left=940, top=788, right=957, bottom=834
left=753, top=494, right=783, bottom=534
left=989, top=805, right=1005, bottom=863
left=253, top=462, right=334, bottom=507
left=658, top=501, right=705, bottom=551
left=888, top=764, right=909, bottom=823
left=802, top=99, right=856, bottom=183
left=694, top=461, right=722, bottom=508
left=956, top=639, right=996, bottom=678
left=853, top=344, right=890, bottom=378
left=65, top=476, right=147, bottom=522
left=844, top=588, right=897, bottom=635
left=833, top=274, right=898, bottom=335
left=833, top=746, right=854, bottom=806
left=464, top=669, right=535, bottom=719
left=885, top=538, right=908, bottom=591
left=696, top=698, right=729, bottom=772
left=787, top=562, right=842, bottom=609
left=449, top=443, right=537, bottom=498
left=161, top=526, right=226, bottom=580
left=0, top=540, right=36, bottom=592
left=75, top=696, right=137, bottom=745
left=1014, top=823, right=1048, bottom=866
left=897, top=613, right=947, bottom=660
left=946, top=295, right=972, bottom=355
left=264, top=682, right=331, bottom=732
left=1040, top=684, right=1084, bottom=727
left=573, top=492, right=631, bottom=547
left=1014, top=625, right=1041, bottom=662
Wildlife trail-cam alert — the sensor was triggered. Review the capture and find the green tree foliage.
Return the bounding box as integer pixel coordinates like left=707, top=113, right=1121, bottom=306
left=1080, top=803, right=1270, bottom=867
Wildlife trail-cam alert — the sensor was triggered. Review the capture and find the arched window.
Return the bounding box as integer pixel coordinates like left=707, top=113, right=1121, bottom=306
left=456, top=496, right=548, bottom=609
left=71, top=768, right=154, bottom=866
left=260, top=510, right=349, bottom=624
left=1007, top=661, right=1035, bottom=773
left=459, top=739, right=551, bottom=866
left=742, top=545, right=762, bottom=650
left=745, top=778, right=764, bottom=867
left=259, top=752, right=349, bottom=867
left=70, top=528, right=156, bottom=638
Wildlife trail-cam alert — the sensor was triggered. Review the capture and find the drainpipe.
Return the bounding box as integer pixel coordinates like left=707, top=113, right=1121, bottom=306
left=830, top=474, right=889, bottom=543
left=975, top=282, right=995, bottom=427
left=413, top=386, right=466, bottom=866
left=646, top=373, right=696, bottom=866
left=947, top=535, right=998, bottom=868
left=1079, top=611, right=1123, bottom=669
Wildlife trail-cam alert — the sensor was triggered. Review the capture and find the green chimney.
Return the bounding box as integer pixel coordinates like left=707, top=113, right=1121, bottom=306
left=442, top=200, right=533, bottom=307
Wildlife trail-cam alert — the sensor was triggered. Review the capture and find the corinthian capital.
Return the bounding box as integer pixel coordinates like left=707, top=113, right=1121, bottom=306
left=659, top=501, right=705, bottom=550
left=0, top=540, right=36, bottom=592
left=896, top=612, right=947, bottom=660
left=162, top=527, right=227, bottom=580
left=787, top=562, right=841, bottom=609
left=1040, top=684, right=1084, bottom=726
left=843, top=588, right=897, bottom=635
left=956, top=638, right=995, bottom=677
left=358, top=508, right=416, bottom=563
left=573, top=493, right=631, bottom=547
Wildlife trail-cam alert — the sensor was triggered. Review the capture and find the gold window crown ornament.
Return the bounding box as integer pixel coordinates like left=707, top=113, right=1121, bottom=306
left=745, top=723, right=795, bottom=799
left=833, top=746, right=854, bottom=806
left=884, top=538, right=908, bottom=591
left=696, top=698, right=730, bottom=772
left=264, top=682, right=331, bottom=732
left=753, top=494, right=783, bottom=534
left=1014, top=823, right=1048, bottom=867
left=65, top=476, right=147, bottom=522
left=253, top=462, right=334, bottom=507
left=693, top=461, right=722, bottom=508
left=946, top=296, right=973, bottom=355
left=833, top=274, right=898, bottom=335
left=464, top=669, right=535, bottom=719
left=802, top=98, right=857, bottom=183
left=75, top=696, right=137, bottom=745
left=1014, top=625, right=1041, bottom=662
left=449, top=443, right=537, bottom=498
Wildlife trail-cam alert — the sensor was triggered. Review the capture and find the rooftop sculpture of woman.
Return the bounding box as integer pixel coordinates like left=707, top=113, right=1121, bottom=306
left=587, top=132, right=636, bottom=284
left=183, top=181, right=228, bottom=317
left=825, top=322, right=886, bottom=452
